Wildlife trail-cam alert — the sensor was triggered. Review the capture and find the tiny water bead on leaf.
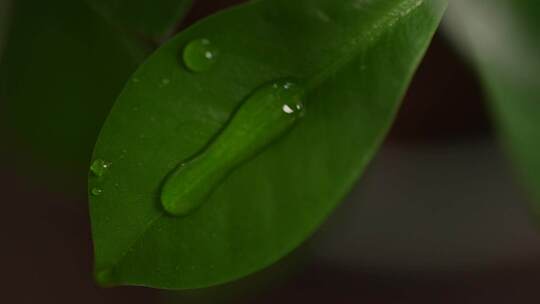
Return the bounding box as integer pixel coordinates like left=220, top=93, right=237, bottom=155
left=90, top=159, right=111, bottom=177
left=161, top=80, right=305, bottom=216
left=91, top=187, right=104, bottom=196
left=182, top=38, right=219, bottom=72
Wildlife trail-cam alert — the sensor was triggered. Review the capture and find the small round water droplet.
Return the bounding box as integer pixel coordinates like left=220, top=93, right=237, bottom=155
left=91, top=187, right=103, bottom=196
left=182, top=38, right=219, bottom=72
left=90, top=159, right=111, bottom=177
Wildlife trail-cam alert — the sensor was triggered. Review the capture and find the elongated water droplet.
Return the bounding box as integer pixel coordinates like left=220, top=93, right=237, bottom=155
left=161, top=79, right=305, bottom=216
left=182, top=38, right=219, bottom=72
left=90, top=159, right=111, bottom=177
left=91, top=187, right=103, bottom=196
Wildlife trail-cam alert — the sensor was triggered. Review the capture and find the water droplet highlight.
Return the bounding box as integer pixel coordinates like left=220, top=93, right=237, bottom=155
left=90, top=159, right=111, bottom=177
left=160, top=78, right=170, bottom=87
left=161, top=79, right=305, bottom=216
left=182, top=38, right=219, bottom=72
left=91, top=187, right=103, bottom=196
left=282, top=104, right=294, bottom=114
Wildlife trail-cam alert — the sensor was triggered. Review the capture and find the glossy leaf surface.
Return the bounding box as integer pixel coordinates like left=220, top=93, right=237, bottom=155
left=90, top=0, right=447, bottom=289
left=446, top=0, right=540, bottom=210
left=86, top=0, right=193, bottom=39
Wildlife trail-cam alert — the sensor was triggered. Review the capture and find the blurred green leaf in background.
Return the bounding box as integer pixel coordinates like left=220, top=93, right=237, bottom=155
left=0, top=0, right=149, bottom=190
left=85, top=0, right=193, bottom=40
left=445, top=0, right=540, bottom=213
left=0, top=0, right=12, bottom=58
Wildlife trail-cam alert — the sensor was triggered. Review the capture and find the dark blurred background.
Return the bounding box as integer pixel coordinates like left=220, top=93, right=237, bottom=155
left=2, top=0, right=540, bottom=303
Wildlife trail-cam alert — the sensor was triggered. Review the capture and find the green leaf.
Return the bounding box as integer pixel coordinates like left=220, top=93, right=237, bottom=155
left=0, top=0, right=12, bottom=58
left=0, top=0, right=147, bottom=189
left=90, top=0, right=447, bottom=289
left=85, top=0, right=193, bottom=39
left=445, top=1, right=540, bottom=210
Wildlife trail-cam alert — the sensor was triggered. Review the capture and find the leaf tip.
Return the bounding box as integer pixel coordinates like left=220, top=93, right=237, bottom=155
left=94, top=268, right=116, bottom=288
